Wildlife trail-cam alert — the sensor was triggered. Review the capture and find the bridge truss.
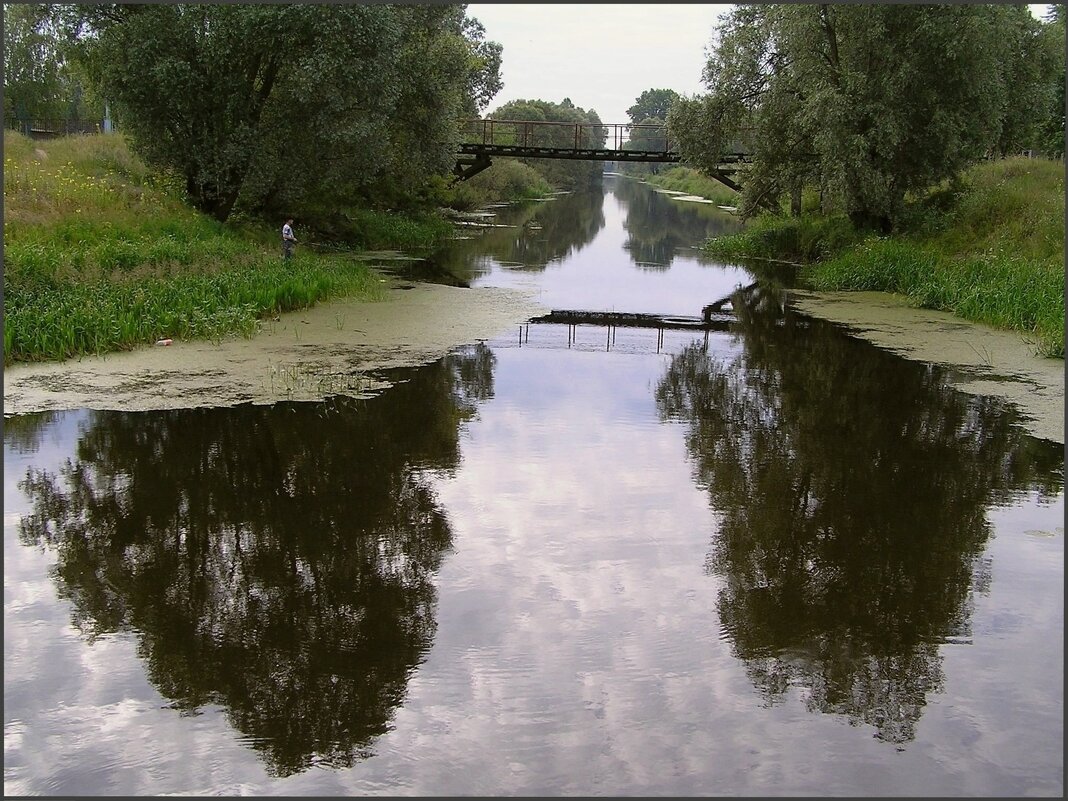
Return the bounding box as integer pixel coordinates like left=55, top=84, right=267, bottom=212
left=454, top=119, right=750, bottom=192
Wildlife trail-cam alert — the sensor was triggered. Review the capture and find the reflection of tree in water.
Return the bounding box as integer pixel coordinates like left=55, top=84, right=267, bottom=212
left=655, top=289, right=1063, bottom=745
left=3, top=411, right=61, bottom=454
left=426, top=189, right=606, bottom=280
left=15, top=344, right=496, bottom=777
left=611, top=176, right=744, bottom=269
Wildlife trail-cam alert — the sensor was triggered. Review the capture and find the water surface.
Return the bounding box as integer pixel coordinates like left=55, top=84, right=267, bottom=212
left=4, top=176, right=1063, bottom=796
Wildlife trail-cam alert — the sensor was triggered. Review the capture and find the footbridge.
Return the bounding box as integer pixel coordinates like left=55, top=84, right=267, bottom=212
left=501, top=283, right=766, bottom=354
left=455, top=119, right=750, bottom=191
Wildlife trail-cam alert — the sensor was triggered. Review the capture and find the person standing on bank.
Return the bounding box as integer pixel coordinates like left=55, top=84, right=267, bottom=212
left=282, top=217, right=297, bottom=261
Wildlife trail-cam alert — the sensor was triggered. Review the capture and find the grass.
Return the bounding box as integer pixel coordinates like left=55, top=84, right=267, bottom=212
left=635, top=165, right=741, bottom=207
left=2, top=131, right=426, bottom=364
left=701, top=157, right=1065, bottom=357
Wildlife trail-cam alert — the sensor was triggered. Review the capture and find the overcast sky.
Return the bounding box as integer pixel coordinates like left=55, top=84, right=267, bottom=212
left=468, top=4, right=1055, bottom=125
left=467, top=4, right=731, bottom=125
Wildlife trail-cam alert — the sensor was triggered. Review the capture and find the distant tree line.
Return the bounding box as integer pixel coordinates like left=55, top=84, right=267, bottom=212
left=667, top=4, right=1067, bottom=231
left=617, top=88, right=681, bottom=178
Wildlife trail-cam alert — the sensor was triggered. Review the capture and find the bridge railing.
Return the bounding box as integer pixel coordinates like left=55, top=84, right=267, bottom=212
left=6, top=118, right=113, bottom=138
left=460, top=119, right=675, bottom=153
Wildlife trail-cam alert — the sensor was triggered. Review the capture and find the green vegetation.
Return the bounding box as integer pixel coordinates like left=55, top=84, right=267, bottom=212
left=636, top=166, right=739, bottom=207
left=52, top=4, right=502, bottom=222
left=4, top=5, right=102, bottom=123
left=703, top=157, right=1065, bottom=357
left=3, top=131, right=396, bottom=365
left=487, top=98, right=605, bottom=189
left=671, top=5, right=1065, bottom=230
left=449, top=159, right=555, bottom=210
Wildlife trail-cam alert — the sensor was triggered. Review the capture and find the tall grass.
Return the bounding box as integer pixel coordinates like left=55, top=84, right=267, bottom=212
left=701, top=157, right=1065, bottom=357
left=811, top=239, right=1064, bottom=357
left=4, top=131, right=388, bottom=364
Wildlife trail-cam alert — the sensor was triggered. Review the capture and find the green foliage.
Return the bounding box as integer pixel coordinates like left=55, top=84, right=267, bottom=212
left=704, top=157, right=1064, bottom=357
left=487, top=98, right=606, bottom=189
left=447, top=159, right=553, bottom=210
left=308, top=207, right=454, bottom=252
left=626, top=88, right=680, bottom=125
left=3, top=4, right=101, bottom=122
left=3, top=129, right=394, bottom=364
left=634, top=166, right=739, bottom=206
left=65, top=4, right=502, bottom=222
left=1035, top=7, right=1066, bottom=158
left=809, top=240, right=1064, bottom=358
left=704, top=214, right=861, bottom=263
left=673, top=5, right=1062, bottom=231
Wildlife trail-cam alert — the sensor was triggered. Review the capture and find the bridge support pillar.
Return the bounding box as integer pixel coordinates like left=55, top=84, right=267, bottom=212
left=453, top=153, right=493, bottom=182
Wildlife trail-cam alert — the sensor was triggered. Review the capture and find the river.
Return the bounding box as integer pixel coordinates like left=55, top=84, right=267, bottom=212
left=3, top=174, right=1063, bottom=796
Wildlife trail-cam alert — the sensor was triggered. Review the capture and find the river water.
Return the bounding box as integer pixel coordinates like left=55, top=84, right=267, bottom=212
left=4, top=175, right=1063, bottom=796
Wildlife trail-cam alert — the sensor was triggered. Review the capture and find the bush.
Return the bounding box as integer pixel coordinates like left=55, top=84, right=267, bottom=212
left=447, top=159, right=553, bottom=210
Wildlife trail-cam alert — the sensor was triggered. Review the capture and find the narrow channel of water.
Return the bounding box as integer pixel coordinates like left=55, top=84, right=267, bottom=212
left=4, top=175, right=1063, bottom=796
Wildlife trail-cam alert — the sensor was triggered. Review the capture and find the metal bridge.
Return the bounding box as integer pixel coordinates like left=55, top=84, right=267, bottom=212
left=454, top=119, right=750, bottom=191
left=498, top=283, right=765, bottom=354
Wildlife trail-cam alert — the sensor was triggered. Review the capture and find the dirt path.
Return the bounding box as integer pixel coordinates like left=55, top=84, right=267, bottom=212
left=3, top=283, right=1062, bottom=444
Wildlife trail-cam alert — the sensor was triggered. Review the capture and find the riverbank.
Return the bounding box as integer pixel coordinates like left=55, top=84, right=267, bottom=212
left=2, top=132, right=455, bottom=365
left=4, top=277, right=1061, bottom=444
left=788, top=290, right=1064, bottom=444
left=701, top=157, right=1065, bottom=358
left=2, top=279, right=546, bottom=414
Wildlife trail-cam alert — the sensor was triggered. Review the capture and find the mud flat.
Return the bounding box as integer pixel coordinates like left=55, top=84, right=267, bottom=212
left=789, top=289, right=1065, bottom=444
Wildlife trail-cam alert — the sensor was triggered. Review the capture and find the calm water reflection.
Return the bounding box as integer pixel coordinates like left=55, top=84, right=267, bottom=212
left=4, top=176, right=1063, bottom=795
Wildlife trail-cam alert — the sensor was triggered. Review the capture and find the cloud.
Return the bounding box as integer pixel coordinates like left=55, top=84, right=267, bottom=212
left=467, top=4, right=731, bottom=124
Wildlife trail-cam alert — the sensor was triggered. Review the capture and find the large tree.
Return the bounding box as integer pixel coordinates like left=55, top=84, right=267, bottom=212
left=670, top=4, right=1052, bottom=231
left=63, top=3, right=501, bottom=221
left=1035, top=5, right=1066, bottom=158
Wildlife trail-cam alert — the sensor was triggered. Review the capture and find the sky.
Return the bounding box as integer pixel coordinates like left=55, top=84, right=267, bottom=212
left=468, top=4, right=1055, bottom=126
left=466, top=4, right=731, bottom=125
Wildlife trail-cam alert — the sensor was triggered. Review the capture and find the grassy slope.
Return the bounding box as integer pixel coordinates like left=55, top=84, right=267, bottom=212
left=702, top=157, right=1065, bottom=357
left=630, top=165, right=740, bottom=207
left=3, top=132, right=397, bottom=364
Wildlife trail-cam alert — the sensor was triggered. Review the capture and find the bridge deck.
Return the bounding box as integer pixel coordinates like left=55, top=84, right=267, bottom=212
left=454, top=118, right=750, bottom=184
left=459, top=143, right=682, bottom=163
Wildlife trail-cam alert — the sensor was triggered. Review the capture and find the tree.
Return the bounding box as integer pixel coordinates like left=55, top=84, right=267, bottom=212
left=487, top=98, right=606, bottom=189
left=670, top=4, right=1047, bottom=231
left=626, top=88, right=680, bottom=125
left=64, top=3, right=502, bottom=221
left=1035, top=5, right=1066, bottom=158
left=3, top=4, right=100, bottom=123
